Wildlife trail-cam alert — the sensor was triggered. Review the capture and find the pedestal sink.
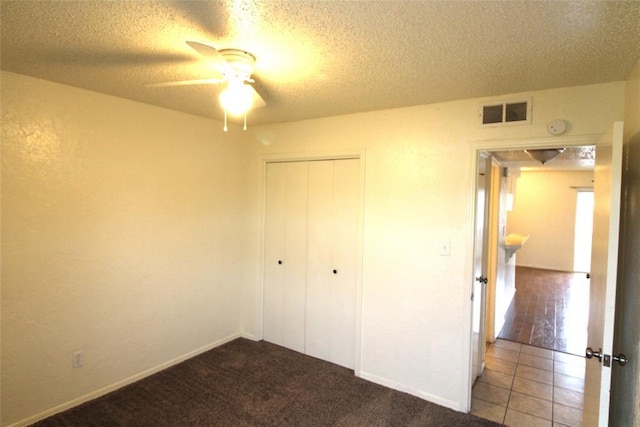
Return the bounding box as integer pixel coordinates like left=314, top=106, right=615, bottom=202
left=505, top=233, right=529, bottom=259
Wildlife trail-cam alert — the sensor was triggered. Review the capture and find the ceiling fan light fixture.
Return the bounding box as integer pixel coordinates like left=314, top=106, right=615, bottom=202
left=219, top=78, right=253, bottom=116
left=145, top=42, right=263, bottom=132
left=524, top=148, right=565, bottom=165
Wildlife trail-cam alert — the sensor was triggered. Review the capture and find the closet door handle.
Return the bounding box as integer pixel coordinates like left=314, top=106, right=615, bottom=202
left=333, top=269, right=338, bottom=274
left=278, top=260, right=283, bottom=265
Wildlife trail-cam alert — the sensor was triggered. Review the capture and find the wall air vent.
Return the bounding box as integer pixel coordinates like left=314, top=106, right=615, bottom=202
left=479, top=98, right=531, bottom=127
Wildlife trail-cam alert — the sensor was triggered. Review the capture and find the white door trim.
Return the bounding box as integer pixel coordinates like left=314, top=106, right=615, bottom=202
left=462, top=133, right=601, bottom=411
left=256, top=148, right=366, bottom=376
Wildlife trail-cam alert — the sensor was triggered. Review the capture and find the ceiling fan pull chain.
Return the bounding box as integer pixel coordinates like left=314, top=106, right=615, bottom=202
left=223, top=110, right=228, bottom=132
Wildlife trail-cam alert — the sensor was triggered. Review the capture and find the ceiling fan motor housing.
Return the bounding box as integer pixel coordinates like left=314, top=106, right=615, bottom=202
left=220, top=49, right=256, bottom=80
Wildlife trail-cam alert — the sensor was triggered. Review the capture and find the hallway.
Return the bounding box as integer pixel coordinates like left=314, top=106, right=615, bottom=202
left=471, top=339, right=585, bottom=426
left=497, top=267, right=589, bottom=356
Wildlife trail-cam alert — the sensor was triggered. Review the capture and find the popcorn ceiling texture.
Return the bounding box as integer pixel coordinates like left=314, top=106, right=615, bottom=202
left=1, top=1, right=639, bottom=125
left=492, top=146, right=597, bottom=169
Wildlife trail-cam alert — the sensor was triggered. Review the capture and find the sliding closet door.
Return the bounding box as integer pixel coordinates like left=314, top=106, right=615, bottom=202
left=305, top=159, right=359, bottom=369
left=263, top=162, right=308, bottom=353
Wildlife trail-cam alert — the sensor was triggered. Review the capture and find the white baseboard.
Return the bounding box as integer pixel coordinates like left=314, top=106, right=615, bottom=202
left=11, top=333, right=247, bottom=427
left=240, top=332, right=259, bottom=341
left=515, top=263, right=574, bottom=273
left=358, top=370, right=462, bottom=413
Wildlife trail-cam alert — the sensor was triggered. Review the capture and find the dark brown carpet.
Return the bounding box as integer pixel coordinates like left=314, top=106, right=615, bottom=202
left=34, top=339, right=500, bottom=426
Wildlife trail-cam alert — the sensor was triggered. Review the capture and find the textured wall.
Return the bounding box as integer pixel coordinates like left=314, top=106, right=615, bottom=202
left=1, top=72, right=249, bottom=426
left=507, top=170, right=595, bottom=272
left=244, top=82, right=625, bottom=410
left=0, top=72, right=627, bottom=425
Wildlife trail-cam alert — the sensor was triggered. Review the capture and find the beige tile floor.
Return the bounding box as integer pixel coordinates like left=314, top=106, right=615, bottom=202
left=471, top=339, right=585, bottom=426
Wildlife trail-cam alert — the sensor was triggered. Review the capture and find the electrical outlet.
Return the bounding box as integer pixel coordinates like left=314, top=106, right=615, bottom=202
left=72, top=351, right=84, bottom=368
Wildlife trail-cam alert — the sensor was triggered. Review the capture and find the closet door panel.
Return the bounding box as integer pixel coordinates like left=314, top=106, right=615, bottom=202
left=329, top=158, right=359, bottom=369
left=306, top=159, right=359, bottom=369
left=305, top=160, right=335, bottom=363
left=282, top=162, right=308, bottom=353
left=263, top=163, right=286, bottom=346
left=263, top=162, right=308, bottom=353
left=264, top=158, right=359, bottom=369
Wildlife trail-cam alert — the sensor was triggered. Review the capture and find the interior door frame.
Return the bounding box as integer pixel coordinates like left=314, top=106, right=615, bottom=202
left=471, top=152, right=491, bottom=381
left=256, top=148, right=367, bottom=376
left=485, top=158, right=503, bottom=342
left=463, top=133, right=601, bottom=411
left=584, top=122, right=624, bottom=426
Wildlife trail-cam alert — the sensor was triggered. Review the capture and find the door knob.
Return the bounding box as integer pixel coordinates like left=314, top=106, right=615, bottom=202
left=586, top=347, right=603, bottom=362
left=475, top=276, right=488, bottom=284
left=613, top=353, right=629, bottom=366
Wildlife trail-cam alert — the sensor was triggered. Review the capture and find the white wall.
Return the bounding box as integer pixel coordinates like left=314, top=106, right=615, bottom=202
left=507, top=170, right=594, bottom=271
left=0, top=72, right=250, bottom=426
left=0, top=71, right=626, bottom=425
left=243, top=82, right=625, bottom=409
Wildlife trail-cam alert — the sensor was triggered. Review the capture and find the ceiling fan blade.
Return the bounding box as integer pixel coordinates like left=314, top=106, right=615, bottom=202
left=186, top=41, right=232, bottom=75
left=248, top=81, right=267, bottom=109
left=144, top=78, right=225, bottom=88
left=186, top=41, right=223, bottom=60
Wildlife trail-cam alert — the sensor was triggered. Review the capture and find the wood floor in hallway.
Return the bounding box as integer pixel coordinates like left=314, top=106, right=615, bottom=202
left=498, top=267, right=589, bottom=356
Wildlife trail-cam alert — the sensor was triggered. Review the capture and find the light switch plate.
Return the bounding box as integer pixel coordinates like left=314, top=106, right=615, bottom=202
left=439, top=240, right=450, bottom=256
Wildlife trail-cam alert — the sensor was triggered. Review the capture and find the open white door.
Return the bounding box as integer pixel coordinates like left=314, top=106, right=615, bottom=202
left=583, top=121, right=624, bottom=426
left=471, top=153, right=490, bottom=381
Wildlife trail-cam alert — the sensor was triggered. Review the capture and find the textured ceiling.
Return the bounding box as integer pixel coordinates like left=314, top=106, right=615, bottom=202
left=492, top=146, right=596, bottom=170
left=1, top=1, right=640, bottom=127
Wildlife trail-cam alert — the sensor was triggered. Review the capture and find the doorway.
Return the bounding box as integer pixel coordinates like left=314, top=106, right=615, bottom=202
left=469, top=124, right=626, bottom=425
left=469, top=142, right=597, bottom=425
left=485, top=149, right=595, bottom=356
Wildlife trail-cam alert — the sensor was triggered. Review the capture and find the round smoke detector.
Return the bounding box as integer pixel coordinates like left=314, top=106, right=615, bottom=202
left=547, top=119, right=567, bottom=135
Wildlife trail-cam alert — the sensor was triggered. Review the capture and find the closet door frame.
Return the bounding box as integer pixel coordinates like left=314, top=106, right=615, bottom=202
left=256, top=149, right=366, bottom=376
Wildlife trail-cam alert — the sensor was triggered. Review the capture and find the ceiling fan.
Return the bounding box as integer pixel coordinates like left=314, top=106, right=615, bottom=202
left=145, top=41, right=266, bottom=131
